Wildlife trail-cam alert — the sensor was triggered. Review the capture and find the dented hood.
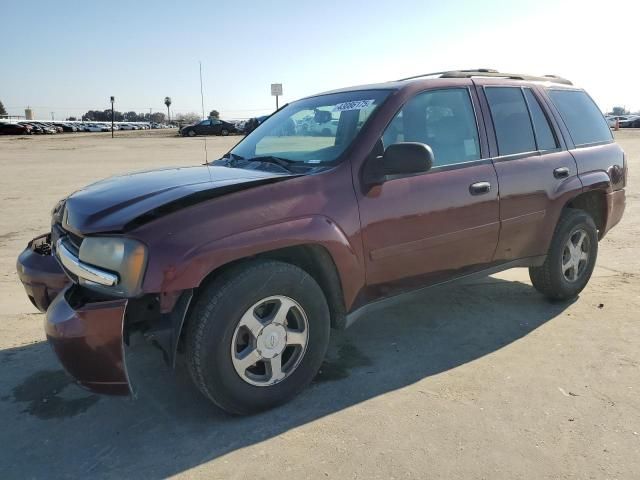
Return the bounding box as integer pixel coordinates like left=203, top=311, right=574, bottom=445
left=62, top=165, right=291, bottom=234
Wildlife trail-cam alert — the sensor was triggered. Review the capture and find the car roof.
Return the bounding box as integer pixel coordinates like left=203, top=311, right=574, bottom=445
left=306, top=69, right=576, bottom=99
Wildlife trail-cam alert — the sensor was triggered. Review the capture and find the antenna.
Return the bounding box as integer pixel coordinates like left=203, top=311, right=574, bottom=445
left=199, top=61, right=208, bottom=164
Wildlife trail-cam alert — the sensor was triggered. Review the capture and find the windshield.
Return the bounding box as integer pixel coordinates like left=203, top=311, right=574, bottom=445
left=227, top=89, right=391, bottom=168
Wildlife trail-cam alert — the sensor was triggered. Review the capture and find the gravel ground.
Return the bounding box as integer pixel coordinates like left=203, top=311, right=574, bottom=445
left=0, top=129, right=638, bottom=479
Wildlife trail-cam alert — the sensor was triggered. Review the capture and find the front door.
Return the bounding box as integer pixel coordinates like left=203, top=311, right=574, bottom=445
left=356, top=87, right=500, bottom=301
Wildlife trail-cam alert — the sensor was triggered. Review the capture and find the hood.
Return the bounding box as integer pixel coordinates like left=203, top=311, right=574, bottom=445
left=62, top=165, right=292, bottom=234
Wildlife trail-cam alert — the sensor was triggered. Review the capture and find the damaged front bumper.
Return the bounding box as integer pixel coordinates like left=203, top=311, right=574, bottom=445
left=17, top=233, right=192, bottom=397
left=16, top=234, right=69, bottom=312
left=46, top=285, right=130, bottom=395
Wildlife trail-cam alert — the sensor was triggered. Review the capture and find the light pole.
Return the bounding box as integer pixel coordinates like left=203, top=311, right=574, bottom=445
left=110, top=96, right=115, bottom=138
left=164, top=97, right=172, bottom=124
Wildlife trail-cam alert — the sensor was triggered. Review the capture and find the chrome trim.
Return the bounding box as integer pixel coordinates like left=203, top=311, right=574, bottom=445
left=55, top=239, right=119, bottom=286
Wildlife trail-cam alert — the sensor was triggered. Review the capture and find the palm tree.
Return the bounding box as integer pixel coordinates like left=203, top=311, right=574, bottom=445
left=164, top=97, right=172, bottom=122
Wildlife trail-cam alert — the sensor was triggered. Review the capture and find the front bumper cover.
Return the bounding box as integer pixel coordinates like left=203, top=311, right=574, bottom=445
left=46, top=285, right=130, bottom=395
left=16, top=234, right=69, bottom=312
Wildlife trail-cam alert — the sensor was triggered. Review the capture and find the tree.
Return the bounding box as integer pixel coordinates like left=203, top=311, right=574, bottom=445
left=67, top=116, right=77, bottom=121
left=124, top=111, right=139, bottom=121
left=0, top=100, right=7, bottom=116
left=209, top=109, right=220, bottom=119
left=164, top=97, right=172, bottom=122
left=150, top=112, right=165, bottom=123
left=611, top=106, right=629, bottom=116
left=175, top=112, right=200, bottom=124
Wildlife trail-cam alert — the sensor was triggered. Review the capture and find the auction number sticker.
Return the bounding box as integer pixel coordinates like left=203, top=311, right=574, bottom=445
left=333, top=99, right=375, bottom=112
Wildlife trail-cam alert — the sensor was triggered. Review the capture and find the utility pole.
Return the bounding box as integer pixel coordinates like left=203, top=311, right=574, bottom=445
left=110, top=96, right=115, bottom=138
left=50, top=112, right=54, bottom=120
left=199, top=61, right=205, bottom=120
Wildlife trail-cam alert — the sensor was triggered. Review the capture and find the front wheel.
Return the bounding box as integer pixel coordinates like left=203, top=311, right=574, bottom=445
left=529, top=209, right=598, bottom=300
left=185, top=260, right=330, bottom=415
left=220, top=129, right=229, bottom=136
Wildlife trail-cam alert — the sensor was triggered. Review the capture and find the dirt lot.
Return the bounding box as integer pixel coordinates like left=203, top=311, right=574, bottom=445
left=0, top=129, right=638, bottom=479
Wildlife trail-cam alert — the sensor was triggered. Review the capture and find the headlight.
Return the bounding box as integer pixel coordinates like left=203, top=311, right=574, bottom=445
left=79, top=237, right=148, bottom=297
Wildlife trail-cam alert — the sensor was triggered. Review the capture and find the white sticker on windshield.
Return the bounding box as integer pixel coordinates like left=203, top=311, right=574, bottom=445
left=332, top=99, right=375, bottom=112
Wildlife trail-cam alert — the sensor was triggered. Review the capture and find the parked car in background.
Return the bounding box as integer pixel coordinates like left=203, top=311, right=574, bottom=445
left=55, top=123, right=77, bottom=132
left=606, top=115, right=640, bottom=128
left=20, top=122, right=43, bottom=134
left=180, top=118, right=237, bottom=136
left=32, top=122, right=57, bottom=134
left=0, top=122, right=32, bottom=135
left=16, top=69, right=627, bottom=415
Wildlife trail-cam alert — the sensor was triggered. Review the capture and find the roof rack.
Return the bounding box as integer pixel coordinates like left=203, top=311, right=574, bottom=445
left=397, top=69, right=573, bottom=85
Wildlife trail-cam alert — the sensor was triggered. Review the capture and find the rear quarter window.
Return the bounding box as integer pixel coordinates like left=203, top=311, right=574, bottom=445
left=547, top=89, right=612, bottom=147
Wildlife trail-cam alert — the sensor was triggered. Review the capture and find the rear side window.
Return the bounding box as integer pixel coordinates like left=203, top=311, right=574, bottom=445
left=382, top=88, right=480, bottom=167
left=523, top=89, right=558, bottom=151
left=485, top=87, right=536, bottom=156
left=547, top=89, right=612, bottom=146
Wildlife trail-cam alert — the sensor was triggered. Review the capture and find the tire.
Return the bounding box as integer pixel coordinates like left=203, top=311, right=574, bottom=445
left=186, top=129, right=196, bottom=137
left=185, top=260, right=331, bottom=415
left=221, top=129, right=229, bottom=136
left=529, top=209, right=598, bottom=301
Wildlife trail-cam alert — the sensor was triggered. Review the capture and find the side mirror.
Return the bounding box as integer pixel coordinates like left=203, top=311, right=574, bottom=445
left=382, top=142, right=433, bottom=177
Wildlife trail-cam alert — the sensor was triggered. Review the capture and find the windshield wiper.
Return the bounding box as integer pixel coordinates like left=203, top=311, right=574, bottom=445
left=247, top=155, right=296, bottom=172
left=216, top=154, right=297, bottom=173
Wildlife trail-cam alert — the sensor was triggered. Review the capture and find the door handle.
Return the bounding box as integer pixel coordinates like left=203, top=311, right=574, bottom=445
left=553, top=167, right=570, bottom=179
left=469, top=181, right=491, bottom=195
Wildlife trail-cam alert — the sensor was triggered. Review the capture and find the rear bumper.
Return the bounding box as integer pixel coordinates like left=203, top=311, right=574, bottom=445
left=601, top=189, right=626, bottom=239
left=45, top=285, right=130, bottom=395
left=16, top=234, right=69, bottom=312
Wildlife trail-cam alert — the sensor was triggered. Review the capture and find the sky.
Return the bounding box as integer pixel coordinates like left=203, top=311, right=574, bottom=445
left=1, top=0, right=638, bottom=120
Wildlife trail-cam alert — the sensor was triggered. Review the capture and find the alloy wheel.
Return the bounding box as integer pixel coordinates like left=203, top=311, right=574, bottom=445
left=230, top=295, right=309, bottom=387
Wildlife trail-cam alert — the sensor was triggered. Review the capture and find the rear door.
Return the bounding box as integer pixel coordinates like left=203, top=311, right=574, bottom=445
left=357, top=86, right=500, bottom=300
left=474, top=80, right=581, bottom=261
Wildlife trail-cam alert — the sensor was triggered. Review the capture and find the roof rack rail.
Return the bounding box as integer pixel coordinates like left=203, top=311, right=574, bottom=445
left=397, top=69, right=573, bottom=85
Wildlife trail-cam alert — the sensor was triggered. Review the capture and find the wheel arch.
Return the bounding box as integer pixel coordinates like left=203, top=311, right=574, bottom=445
left=192, top=243, right=347, bottom=329
left=563, top=189, right=607, bottom=239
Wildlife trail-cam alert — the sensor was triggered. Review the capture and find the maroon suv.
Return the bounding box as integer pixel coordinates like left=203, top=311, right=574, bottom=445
left=17, top=69, right=626, bottom=414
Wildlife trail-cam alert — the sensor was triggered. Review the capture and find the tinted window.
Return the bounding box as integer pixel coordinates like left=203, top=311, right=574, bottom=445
left=548, top=89, right=612, bottom=146
left=523, top=89, right=557, bottom=150
left=382, top=88, right=480, bottom=167
left=485, top=87, right=536, bottom=156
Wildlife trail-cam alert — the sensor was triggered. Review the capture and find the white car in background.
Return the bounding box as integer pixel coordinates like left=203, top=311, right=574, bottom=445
left=84, top=123, right=110, bottom=132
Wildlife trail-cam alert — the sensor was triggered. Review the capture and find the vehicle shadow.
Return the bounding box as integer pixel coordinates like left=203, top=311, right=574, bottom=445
left=0, top=276, right=574, bottom=478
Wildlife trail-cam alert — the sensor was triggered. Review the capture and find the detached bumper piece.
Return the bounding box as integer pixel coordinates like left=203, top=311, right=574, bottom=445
left=16, top=233, right=69, bottom=312
left=46, top=285, right=130, bottom=395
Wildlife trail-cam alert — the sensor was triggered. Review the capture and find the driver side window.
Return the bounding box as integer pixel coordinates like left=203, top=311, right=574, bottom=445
left=382, top=88, right=480, bottom=167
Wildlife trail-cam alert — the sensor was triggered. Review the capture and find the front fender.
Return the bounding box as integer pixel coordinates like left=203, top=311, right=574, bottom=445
left=142, top=215, right=365, bottom=311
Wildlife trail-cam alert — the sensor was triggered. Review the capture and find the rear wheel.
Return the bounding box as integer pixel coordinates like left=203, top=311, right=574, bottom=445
left=529, top=209, right=598, bottom=300
left=186, top=260, right=330, bottom=415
